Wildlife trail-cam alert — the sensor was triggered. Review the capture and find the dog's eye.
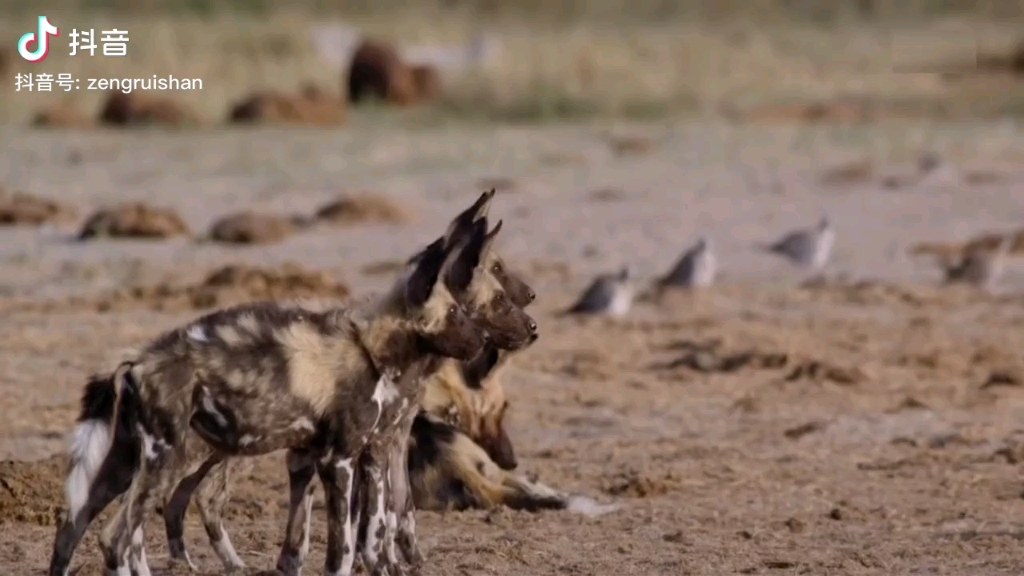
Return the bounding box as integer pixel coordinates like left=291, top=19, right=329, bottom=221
left=491, top=263, right=502, bottom=273
left=447, top=304, right=457, bottom=315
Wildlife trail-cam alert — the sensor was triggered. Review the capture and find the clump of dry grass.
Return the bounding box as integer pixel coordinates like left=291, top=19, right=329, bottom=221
left=3, top=6, right=1024, bottom=124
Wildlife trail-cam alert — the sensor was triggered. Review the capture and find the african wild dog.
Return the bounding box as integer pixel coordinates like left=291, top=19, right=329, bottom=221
left=346, top=213, right=539, bottom=574
left=421, top=345, right=520, bottom=470
left=48, top=232, right=489, bottom=576
left=406, top=412, right=618, bottom=516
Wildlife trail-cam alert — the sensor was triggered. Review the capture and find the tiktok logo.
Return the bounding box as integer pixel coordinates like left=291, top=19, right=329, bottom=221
left=18, top=16, right=60, bottom=63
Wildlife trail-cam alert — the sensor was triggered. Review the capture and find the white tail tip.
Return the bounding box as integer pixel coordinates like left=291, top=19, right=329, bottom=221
left=65, top=420, right=112, bottom=520
left=566, top=495, right=620, bottom=517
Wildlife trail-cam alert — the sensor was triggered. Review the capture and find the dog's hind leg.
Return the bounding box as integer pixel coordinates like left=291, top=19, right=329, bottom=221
left=127, top=526, right=151, bottom=576
left=49, top=451, right=137, bottom=576
left=163, top=455, right=225, bottom=571
left=195, top=459, right=246, bottom=571
left=100, top=461, right=165, bottom=576
left=275, top=449, right=318, bottom=576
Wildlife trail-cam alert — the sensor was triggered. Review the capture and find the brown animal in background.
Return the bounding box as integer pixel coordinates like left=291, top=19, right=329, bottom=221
left=347, top=39, right=418, bottom=106
left=411, top=64, right=442, bottom=103
left=228, top=84, right=347, bottom=126
left=206, top=211, right=313, bottom=245
left=77, top=202, right=191, bottom=240
left=99, top=92, right=201, bottom=127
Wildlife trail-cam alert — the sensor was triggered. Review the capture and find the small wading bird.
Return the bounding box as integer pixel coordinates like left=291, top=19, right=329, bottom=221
left=561, top=266, right=634, bottom=317
left=757, top=215, right=835, bottom=273
left=656, top=237, right=717, bottom=293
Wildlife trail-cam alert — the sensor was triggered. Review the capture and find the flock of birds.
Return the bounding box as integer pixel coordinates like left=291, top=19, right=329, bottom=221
left=563, top=216, right=836, bottom=317
left=563, top=206, right=1016, bottom=318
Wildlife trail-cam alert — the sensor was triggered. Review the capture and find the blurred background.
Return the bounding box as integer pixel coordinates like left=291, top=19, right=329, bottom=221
left=2, top=0, right=1024, bottom=127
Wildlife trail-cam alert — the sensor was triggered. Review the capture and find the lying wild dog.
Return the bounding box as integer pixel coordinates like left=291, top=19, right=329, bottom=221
left=407, top=412, right=618, bottom=516
left=50, top=192, right=536, bottom=576
left=421, top=344, right=520, bottom=470
left=48, top=233, right=490, bottom=576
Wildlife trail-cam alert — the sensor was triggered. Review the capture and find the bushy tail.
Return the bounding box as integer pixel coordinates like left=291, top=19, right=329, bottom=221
left=65, top=373, right=117, bottom=521
left=64, top=363, right=141, bottom=521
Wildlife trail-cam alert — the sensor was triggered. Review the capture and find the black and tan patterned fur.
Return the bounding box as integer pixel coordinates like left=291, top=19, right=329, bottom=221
left=48, top=232, right=488, bottom=576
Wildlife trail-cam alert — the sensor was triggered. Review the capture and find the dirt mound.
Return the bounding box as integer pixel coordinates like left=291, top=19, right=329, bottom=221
left=77, top=202, right=191, bottom=240
left=87, top=262, right=350, bottom=313
left=30, top=104, right=94, bottom=129
left=0, top=189, right=78, bottom=226
left=313, top=192, right=412, bottom=225
left=206, top=211, right=312, bottom=245
left=228, top=84, right=347, bottom=126
left=0, top=456, right=65, bottom=526
left=602, top=469, right=681, bottom=498
left=98, top=92, right=202, bottom=128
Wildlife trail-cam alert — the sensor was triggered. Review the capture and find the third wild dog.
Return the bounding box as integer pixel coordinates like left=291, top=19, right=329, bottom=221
left=407, top=413, right=618, bottom=515
left=48, top=232, right=487, bottom=576
left=421, top=344, right=520, bottom=470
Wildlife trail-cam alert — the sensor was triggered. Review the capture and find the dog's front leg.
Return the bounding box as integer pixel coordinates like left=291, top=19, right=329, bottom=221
left=320, top=454, right=359, bottom=576
left=275, top=450, right=318, bottom=576
left=390, top=438, right=423, bottom=572
left=359, top=450, right=393, bottom=576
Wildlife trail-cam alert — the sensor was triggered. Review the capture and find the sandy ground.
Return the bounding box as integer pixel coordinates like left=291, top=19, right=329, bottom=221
left=4, top=122, right=1024, bottom=575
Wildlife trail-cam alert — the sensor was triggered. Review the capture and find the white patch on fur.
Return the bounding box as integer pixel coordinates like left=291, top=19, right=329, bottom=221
left=212, top=528, right=246, bottom=569
left=65, top=420, right=112, bottom=520
left=199, top=392, right=229, bottom=428
left=239, top=434, right=259, bottom=447
left=391, top=398, right=410, bottom=426
left=289, top=417, right=316, bottom=432
left=137, top=425, right=168, bottom=462
left=336, top=458, right=357, bottom=576
left=367, top=375, right=398, bottom=434
left=384, top=509, right=399, bottom=564
left=298, top=495, right=314, bottom=561
left=372, top=376, right=400, bottom=406
left=362, top=467, right=387, bottom=568
left=566, top=495, right=620, bottom=517
left=128, top=527, right=152, bottom=576
left=186, top=324, right=208, bottom=342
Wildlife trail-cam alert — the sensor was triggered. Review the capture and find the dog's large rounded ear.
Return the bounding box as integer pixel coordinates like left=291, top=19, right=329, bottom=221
left=406, top=237, right=448, bottom=307
left=443, top=189, right=495, bottom=249
left=446, top=217, right=489, bottom=294
left=481, top=219, right=503, bottom=259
